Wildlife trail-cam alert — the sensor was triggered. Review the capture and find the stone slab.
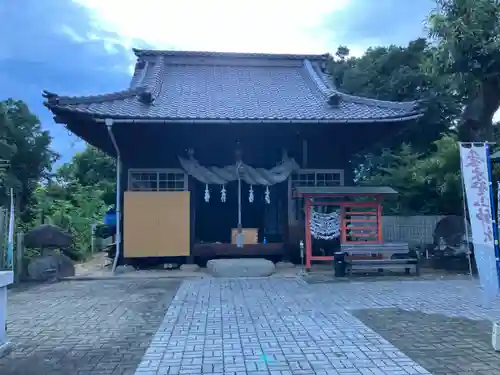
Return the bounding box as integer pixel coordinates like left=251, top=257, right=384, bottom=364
left=180, top=264, right=200, bottom=272
left=207, top=258, right=275, bottom=277
left=276, top=261, right=295, bottom=269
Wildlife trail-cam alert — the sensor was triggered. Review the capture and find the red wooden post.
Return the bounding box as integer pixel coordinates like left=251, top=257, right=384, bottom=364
left=376, top=196, right=383, bottom=243
left=340, top=203, right=346, bottom=244
left=305, top=198, right=312, bottom=270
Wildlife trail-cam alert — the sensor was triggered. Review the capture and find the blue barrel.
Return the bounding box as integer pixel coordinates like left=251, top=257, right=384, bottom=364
left=104, top=209, right=116, bottom=226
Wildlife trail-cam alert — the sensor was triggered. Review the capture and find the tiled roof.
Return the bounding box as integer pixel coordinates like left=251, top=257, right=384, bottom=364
left=43, top=49, right=423, bottom=123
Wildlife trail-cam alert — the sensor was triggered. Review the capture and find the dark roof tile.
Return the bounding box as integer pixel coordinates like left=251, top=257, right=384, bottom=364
left=44, top=50, right=423, bottom=123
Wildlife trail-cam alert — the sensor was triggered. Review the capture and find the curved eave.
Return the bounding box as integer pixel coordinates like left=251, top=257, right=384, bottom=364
left=44, top=102, right=424, bottom=125
left=302, top=59, right=420, bottom=113
left=42, top=88, right=145, bottom=106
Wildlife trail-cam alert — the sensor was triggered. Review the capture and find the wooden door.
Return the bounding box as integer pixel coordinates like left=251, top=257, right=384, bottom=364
left=124, top=191, right=190, bottom=257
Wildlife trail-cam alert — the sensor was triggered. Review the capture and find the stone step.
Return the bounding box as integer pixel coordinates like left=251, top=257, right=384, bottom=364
left=207, top=258, right=275, bottom=277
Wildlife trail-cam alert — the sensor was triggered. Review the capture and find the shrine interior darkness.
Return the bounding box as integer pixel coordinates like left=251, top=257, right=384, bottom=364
left=194, top=181, right=270, bottom=244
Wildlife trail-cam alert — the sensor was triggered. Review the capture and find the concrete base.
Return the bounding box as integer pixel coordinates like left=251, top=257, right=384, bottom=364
left=0, top=271, right=13, bottom=353
left=492, top=322, right=500, bottom=351
left=207, top=258, right=275, bottom=277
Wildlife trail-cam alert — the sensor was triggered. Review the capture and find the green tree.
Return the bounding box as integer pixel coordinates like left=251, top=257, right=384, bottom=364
left=29, top=145, right=116, bottom=258
left=57, top=145, right=116, bottom=205
left=0, top=99, right=57, bottom=221
left=329, top=39, right=460, bottom=151
left=0, top=107, right=16, bottom=161
left=32, top=183, right=108, bottom=259
left=363, top=135, right=462, bottom=215
left=429, top=0, right=500, bottom=141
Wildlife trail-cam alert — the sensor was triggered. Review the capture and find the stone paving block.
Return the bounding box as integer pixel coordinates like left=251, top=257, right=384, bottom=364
left=0, top=279, right=180, bottom=375
left=136, top=278, right=500, bottom=375
left=7, top=275, right=500, bottom=375
left=352, top=307, right=500, bottom=375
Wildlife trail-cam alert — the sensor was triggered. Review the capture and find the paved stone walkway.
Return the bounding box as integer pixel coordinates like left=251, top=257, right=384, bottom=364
left=136, top=278, right=500, bottom=375
left=3, top=276, right=500, bottom=375
left=353, top=308, right=500, bottom=375
left=0, top=279, right=180, bottom=375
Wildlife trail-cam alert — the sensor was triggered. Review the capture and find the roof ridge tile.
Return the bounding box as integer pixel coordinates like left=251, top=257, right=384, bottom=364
left=42, top=88, right=144, bottom=106
left=133, top=48, right=329, bottom=62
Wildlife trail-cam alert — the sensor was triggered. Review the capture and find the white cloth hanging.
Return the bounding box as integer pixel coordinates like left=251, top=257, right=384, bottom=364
left=204, top=184, right=210, bottom=202
left=179, top=156, right=299, bottom=186
left=309, top=208, right=340, bottom=240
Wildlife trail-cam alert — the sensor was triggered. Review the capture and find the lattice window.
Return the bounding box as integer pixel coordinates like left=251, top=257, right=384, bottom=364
left=128, top=169, right=187, bottom=191
left=289, top=169, right=344, bottom=223
left=291, top=170, right=343, bottom=188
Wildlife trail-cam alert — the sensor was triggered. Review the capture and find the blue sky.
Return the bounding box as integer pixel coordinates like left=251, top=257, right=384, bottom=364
left=0, top=0, right=434, bottom=163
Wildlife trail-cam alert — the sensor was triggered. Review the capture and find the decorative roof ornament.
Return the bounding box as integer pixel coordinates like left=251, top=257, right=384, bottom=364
left=328, top=93, right=341, bottom=106
left=138, top=91, right=153, bottom=104
left=135, top=59, right=146, bottom=70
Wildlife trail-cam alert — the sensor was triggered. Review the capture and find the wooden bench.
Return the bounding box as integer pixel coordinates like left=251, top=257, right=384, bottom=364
left=341, top=243, right=420, bottom=276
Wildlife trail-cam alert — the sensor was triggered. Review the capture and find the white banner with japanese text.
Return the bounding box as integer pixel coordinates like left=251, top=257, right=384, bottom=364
left=459, top=143, right=498, bottom=307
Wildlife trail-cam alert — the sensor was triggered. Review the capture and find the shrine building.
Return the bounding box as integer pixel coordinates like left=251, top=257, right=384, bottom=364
left=43, top=49, right=423, bottom=269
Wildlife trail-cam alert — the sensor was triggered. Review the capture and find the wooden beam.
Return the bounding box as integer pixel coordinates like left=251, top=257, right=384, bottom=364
left=305, top=198, right=312, bottom=271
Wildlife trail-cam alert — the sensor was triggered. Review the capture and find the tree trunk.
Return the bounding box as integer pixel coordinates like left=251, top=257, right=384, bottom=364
left=458, top=80, right=500, bottom=142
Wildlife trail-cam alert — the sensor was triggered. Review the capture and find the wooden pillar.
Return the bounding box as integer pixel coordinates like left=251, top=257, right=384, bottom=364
left=305, top=198, right=312, bottom=270
left=187, top=176, right=196, bottom=264
left=340, top=203, right=346, bottom=244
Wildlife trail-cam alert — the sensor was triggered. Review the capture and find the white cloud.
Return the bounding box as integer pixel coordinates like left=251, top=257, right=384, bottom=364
left=59, top=25, right=87, bottom=43
left=74, top=0, right=350, bottom=54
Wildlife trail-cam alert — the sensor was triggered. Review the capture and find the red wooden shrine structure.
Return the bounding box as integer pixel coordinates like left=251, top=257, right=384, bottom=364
left=293, top=186, right=398, bottom=270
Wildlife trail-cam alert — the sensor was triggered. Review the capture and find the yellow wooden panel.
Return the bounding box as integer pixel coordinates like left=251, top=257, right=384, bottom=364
left=231, top=228, right=258, bottom=244
left=123, top=192, right=158, bottom=257
left=124, top=191, right=190, bottom=257
left=155, top=192, right=190, bottom=257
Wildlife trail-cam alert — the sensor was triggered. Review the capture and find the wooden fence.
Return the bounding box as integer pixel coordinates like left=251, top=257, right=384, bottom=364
left=382, top=215, right=445, bottom=246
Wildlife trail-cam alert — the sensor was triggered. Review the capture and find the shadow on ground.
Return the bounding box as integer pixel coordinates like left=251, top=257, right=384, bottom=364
left=303, top=268, right=473, bottom=284
left=352, top=308, right=500, bottom=375
left=0, top=279, right=181, bottom=375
